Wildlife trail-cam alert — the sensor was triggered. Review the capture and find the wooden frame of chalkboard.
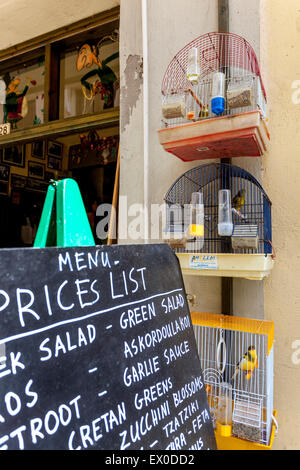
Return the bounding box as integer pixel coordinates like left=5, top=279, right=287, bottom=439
left=0, top=243, right=216, bottom=450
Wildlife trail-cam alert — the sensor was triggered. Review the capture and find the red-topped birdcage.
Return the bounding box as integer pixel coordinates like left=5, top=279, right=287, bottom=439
left=158, top=32, right=269, bottom=161
left=161, top=32, right=266, bottom=100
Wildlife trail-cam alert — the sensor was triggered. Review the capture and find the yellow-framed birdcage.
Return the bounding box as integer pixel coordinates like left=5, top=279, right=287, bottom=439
left=191, top=312, right=278, bottom=450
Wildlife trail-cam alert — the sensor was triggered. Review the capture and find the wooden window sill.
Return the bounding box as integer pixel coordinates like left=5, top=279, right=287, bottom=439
left=0, top=107, right=120, bottom=146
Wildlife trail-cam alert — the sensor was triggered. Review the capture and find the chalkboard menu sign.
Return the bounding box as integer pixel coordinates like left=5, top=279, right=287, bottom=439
left=0, top=244, right=216, bottom=450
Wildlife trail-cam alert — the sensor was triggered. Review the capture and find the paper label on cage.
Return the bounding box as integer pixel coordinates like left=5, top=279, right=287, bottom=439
left=189, top=254, right=218, bottom=270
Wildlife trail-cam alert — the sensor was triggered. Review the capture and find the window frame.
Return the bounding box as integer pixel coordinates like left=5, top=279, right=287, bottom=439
left=0, top=6, right=120, bottom=145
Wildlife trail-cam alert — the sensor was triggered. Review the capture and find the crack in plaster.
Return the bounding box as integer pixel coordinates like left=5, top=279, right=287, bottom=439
left=120, top=54, right=143, bottom=132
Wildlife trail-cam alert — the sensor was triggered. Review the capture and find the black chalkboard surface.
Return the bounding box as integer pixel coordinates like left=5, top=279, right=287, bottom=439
left=0, top=243, right=216, bottom=450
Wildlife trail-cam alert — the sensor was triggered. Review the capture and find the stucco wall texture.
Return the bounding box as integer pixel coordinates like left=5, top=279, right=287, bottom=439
left=260, top=0, right=300, bottom=450
left=119, top=0, right=222, bottom=314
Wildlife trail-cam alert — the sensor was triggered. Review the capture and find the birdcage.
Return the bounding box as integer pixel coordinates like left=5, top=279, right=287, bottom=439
left=163, top=162, right=274, bottom=280
left=158, top=32, right=269, bottom=161
left=191, top=312, right=277, bottom=449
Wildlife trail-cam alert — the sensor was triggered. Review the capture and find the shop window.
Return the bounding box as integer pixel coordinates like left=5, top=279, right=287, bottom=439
left=0, top=18, right=120, bottom=131
left=0, top=11, right=120, bottom=249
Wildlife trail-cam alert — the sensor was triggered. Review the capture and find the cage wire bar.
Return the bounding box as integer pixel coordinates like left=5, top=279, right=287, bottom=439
left=161, top=32, right=267, bottom=128
left=191, top=313, right=274, bottom=446
left=164, top=162, right=272, bottom=255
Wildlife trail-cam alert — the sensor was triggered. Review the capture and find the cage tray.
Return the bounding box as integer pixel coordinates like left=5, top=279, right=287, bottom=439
left=158, top=111, right=269, bottom=161
left=214, top=410, right=277, bottom=451
left=177, top=253, right=274, bottom=280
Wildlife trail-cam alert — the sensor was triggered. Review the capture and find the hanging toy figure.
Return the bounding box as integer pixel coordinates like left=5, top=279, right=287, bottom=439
left=76, top=33, right=119, bottom=112
left=3, top=75, right=32, bottom=129
left=231, top=345, right=258, bottom=381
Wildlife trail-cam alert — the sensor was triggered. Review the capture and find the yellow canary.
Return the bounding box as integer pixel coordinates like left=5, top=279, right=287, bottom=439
left=231, top=346, right=258, bottom=381
left=232, top=189, right=246, bottom=212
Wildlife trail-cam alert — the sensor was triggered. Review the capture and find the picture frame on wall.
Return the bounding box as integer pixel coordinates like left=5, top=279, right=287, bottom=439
left=32, top=141, right=45, bottom=160
left=47, top=140, right=63, bottom=159
left=3, top=144, right=25, bottom=167
left=27, top=178, right=48, bottom=192
left=11, top=174, right=27, bottom=189
left=48, top=156, right=62, bottom=171
left=0, top=181, right=8, bottom=196
left=0, top=164, right=10, bottom=182
left=28, top=161, right=45, bottom=180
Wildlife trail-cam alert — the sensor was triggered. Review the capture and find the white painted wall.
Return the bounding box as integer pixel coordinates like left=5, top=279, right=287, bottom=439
left=226, top=0, right=265, bottom=319
left=260, top=0, right=300, bottom=450
left=119, top=0, right=266, bottom=317
left=119, top=0, right=221, bottom=313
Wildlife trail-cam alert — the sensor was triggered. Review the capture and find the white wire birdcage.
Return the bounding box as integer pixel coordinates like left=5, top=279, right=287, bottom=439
left=191, top=312, right=274, bottom=446
left=161, top=32, right=267, bottom=129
